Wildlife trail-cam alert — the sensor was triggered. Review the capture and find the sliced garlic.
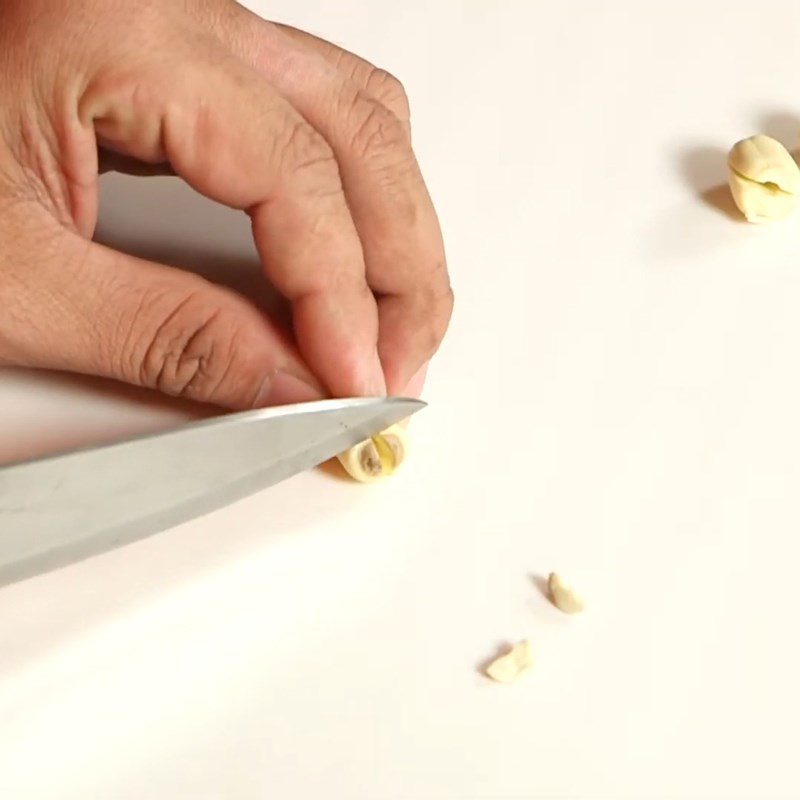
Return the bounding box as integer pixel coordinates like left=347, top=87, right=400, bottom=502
left=727, top=135, right=800, bottom=223
left=548, top=572, right=584, bottom=614
left=485, top=640, right=534, bottom=683
left=337, top=424, right=407, bottom=482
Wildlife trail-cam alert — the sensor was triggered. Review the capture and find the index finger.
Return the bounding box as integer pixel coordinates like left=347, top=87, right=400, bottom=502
left=81, top=43, right=385, bottom=399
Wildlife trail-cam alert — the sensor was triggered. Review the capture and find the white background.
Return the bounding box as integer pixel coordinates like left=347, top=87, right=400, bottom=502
left=2, top=1, right=800, bottom=798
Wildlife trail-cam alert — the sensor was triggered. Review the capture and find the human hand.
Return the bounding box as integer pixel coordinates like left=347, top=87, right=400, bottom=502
left=0, top=0, right=453, bottom=409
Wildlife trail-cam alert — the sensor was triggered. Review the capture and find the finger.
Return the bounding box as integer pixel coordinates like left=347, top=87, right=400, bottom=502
left=225, top=15, right=454, bottom=394
left=79, top=43, right=385, bottom=398
left=98, top=149, right=175, bottom=177
left=0, top=214, right=323, bottom=409
left=273, top=23, right=412, bottom=137
left=404, top=361, right=429, bottom=399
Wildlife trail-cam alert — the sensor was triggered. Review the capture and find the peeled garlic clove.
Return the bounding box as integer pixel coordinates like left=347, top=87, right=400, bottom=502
left=337, top=438, right=384, bottom=482
left=337, top=424, right=407, bottom=482
left=727, top=135, right=800, bottom=223
left=485, top=640, right=534, bottom=683
left=728, top=135, right=800, bottom=192
left=371, top=424, right=406, bottom=476
left=548, top=572, right=584, bottom=614
left=728, top=172, right=797, bottom=223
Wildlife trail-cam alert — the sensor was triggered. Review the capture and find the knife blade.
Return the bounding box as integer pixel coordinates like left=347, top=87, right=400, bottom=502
left=0, top=396, right=424, bottom=587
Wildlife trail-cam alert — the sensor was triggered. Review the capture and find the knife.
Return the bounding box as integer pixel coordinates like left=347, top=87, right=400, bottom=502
left=0, top=396, right=423, bottom=588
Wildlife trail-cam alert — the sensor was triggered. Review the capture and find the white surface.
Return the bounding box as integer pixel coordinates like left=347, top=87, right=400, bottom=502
left=2, top=1, right=800, bottom=798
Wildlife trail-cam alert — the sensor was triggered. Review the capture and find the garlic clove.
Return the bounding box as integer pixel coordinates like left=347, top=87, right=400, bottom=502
left=728, top=135, right=800, bottom=193
left=337, top=424, right=407, bottom=482
left=548, top=572, right=584, bottom=614
left=727, top=135, right=800, bottom=222
left=728, top=170, right=797, bottom=223
left=485, top=640, right=534, bottom=683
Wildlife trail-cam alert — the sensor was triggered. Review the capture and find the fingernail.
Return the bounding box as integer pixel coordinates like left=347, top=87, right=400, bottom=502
left=402, top=362, right=429, bottom=399
left=257, top=371, right=322, bottom=407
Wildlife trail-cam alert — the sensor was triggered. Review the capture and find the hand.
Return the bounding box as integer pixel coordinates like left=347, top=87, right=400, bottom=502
left=0, top=0, right=453, bottom=409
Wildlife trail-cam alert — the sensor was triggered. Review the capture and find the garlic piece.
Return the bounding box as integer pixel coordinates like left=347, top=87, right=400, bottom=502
left=727, top=135, right=800, bottom=223
left=548, top=572, right=584, bottom=614
left=337, top=424, right=407, bottom=482
left=485, top=640, right=534, bottom=683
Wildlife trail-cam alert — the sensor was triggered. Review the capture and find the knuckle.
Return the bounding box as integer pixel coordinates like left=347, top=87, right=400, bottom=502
left=279, top=119, right=338, bottom=182
left=432, top=285, right=455, bottom=339
left=439, top=281, right=456, bottom=318
left=365, top=68, right=410, bottom=123
left=127, top=288, right=259, bottom=404
left=347, top=91, right=409, bottom=161
left=419, top=279, right=454, bottom=353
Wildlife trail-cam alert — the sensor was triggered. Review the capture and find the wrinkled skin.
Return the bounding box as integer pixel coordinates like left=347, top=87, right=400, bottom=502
left=0, top=0, right=453, bottom=408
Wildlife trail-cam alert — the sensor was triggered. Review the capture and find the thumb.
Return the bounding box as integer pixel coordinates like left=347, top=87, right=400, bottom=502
left=0, top=223, right=324, bottom=410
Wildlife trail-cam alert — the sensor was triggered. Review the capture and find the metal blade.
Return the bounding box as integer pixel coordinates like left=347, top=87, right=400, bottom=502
left=0, top=397, right=423, bottom=587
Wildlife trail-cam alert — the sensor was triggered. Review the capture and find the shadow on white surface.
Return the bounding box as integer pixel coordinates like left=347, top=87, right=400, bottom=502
left=0, top=467, right=347, bottom=691
left=528, top=571, right=549, bottom=601
left=641, top=142, right=765, bottom=264
left=677, top=143, right=740, bottom=222
left=756, top=109, right=800, bottom=147
left=95, top=173, right=291, bottom=330
left=0, top=369, right=208, bottom=465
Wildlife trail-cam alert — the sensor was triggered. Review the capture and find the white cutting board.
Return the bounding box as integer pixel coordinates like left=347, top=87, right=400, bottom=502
left=2, top=1, right=800, bottom=798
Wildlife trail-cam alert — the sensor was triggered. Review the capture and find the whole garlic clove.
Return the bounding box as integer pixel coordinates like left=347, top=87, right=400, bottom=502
left=337, top=424, right=407, bottom=482
left=548, top=572, right=584, bottom=614
left=727, top=135, right=800, bottom=223
left=485, top=640, right=534, bottom=683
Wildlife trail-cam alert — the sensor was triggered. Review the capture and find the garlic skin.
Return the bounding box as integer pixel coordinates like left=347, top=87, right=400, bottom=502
left=485, top=640, right=534, bottom=684
left=727, top=135, right=800, bottom=223
left=548, top=573, right=584, bottom=615
left=337, top=424, right=407, bottom=482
